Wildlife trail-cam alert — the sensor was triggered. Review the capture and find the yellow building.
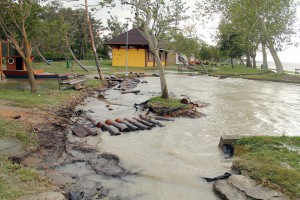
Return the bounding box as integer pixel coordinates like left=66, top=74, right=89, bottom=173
left=105, top=28, right=167, bottom=67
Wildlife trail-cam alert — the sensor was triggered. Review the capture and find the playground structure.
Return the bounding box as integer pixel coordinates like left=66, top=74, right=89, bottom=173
left=0, top=41, right=58, bottom=79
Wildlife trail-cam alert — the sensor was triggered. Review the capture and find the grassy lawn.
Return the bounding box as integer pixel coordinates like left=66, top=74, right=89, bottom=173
left=208, top=64, right=300, bottom=83
left=0, top=77, right=102, bottom=108
left=244, top=73, right=300, bottom=83
left=234, top=136, right=300, bottom=199
left=32, top=59, right=160, bottom=75
left=209, top=64, right=268, bottom=75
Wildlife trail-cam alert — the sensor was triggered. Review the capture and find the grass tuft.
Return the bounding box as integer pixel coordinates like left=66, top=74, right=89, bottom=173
left=148, top=96, right=186, bottom=110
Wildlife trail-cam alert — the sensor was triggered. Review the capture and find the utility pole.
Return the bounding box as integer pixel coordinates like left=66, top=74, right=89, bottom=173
left=125, top=17, right=131, bottom=76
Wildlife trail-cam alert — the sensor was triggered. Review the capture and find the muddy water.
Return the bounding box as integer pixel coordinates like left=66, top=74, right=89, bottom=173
left=81, top=75, right=300, bottom=200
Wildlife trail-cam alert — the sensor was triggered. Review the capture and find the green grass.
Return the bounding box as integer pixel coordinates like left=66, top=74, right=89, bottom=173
left=210, top=64, right=268, bottom=75
left=244, top=73, right=300, bottom=83
left=234, top=136, right=300, bottom=199
left=0, top=179, right=21, bottom=200
left=208, top=64, right=300, bottom=83
left=0, top=160, right=49, bottom=200
left=0, top=117, right=33, bottom=145
left=0, top=77, right=103, bottom=108
left=148, top=96, right=186, bottom=110
left=32, top=59, right=160, bottom=75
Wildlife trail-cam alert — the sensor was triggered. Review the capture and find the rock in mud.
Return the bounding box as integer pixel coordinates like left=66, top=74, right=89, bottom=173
left=213, top=175, right=287, bottom=200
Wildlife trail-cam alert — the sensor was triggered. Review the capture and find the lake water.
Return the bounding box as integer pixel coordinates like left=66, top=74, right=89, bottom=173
left=256, top=61, right=300, bottom=72
left=80, top=75, right=300, bottom=199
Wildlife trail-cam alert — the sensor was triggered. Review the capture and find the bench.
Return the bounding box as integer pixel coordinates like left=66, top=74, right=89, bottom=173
left=295, top=69, right=300, bottom=75
left=58, top=74, right=86, bottom=90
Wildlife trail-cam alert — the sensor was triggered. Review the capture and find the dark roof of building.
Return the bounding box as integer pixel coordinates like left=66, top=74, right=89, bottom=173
left=105, top=28, right=148, bottom=46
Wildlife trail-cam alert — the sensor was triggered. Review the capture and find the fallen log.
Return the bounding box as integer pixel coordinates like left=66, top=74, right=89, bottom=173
left=133, top=117, right=156, bottom=128
left=139, top=115, right=165, bottom=127
left=124, top=118, right=151, bottom=130
left=121, top=90, right=140, bottom=94
left=115, top=118, right=140, bottom=131
left=105, top=119, right=131, bottom=132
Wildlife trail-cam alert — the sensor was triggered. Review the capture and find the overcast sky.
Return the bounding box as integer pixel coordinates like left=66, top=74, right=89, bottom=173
left=65, top=0, right=300, bottom=63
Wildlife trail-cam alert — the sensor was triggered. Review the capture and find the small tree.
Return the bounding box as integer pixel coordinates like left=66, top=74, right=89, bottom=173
left=220, top=33, right=246, bottom=68
left=0, top=0, right=42, bottom=93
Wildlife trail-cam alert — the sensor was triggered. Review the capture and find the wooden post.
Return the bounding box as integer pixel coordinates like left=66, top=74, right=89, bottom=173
left=0, top=43, right=3, bottom=81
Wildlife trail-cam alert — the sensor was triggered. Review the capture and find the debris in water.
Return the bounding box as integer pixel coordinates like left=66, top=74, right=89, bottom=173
left=203, top=173, right=232, bottom=182
left=115, top=118, right=140, bottom=131
left=72, top=125, right=98, bottom=137
left=121, top=90, right=140, bottom=94
left=105, top=119, right=131, bottom=132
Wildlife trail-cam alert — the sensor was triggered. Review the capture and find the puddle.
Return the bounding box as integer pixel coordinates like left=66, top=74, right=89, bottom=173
left=0, top=139, right=22, bottom=155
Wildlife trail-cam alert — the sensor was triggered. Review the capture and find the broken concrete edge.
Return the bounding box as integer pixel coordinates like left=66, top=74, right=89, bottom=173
left=218, top=134, right=252, bottom=149
left=217, top=136, right=288, bottom=200
left=213, top=175, right=287, bottom=200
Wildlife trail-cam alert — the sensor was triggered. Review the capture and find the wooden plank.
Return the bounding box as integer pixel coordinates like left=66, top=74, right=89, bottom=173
left=69, top=79, right=85, bottom=85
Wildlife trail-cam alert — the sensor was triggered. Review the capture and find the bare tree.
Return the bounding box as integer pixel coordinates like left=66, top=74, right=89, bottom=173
left=0, top=0, right=38, bottom=93
left=85, top=0, right=105, bottom=80
left=122, top=0, right=173, bottom=98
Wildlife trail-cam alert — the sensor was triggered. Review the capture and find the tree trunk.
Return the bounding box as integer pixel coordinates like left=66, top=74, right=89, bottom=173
left=251, top=51, right=256, bottom=69
left=153, top=50, right=169, bottom=98
left=178, top=53, right=187, bottom=67
left=246, top=52, right=252, bottom=68
left=262, top=41, right=268, bottom=70
left=252, top=54, right=256, bottom=69
left=65, top=35, right=89, bottom=72
left=36, top=47, right=52, bottom=65
left=85, top=0, right=105, bottom=80
left=22, top=17, right=36, bottom=93
left=67, top=46, right=88, bottom=72
left=239, top=58, right=245, bottom=66
left=260, top=18, right=283, bottom=74
left=24, top=58, right=36, bottom=93
left=144, top=32, right=169, bottom=98
left=230, top=57, right=234, bottom=68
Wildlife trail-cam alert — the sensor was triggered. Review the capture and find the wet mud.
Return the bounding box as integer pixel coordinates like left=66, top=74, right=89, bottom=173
left=7, top=82, right=137, bottom=199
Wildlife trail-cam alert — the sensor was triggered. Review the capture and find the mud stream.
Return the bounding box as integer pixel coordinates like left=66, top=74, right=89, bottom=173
left=77, top=75, right=300, bottom=200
